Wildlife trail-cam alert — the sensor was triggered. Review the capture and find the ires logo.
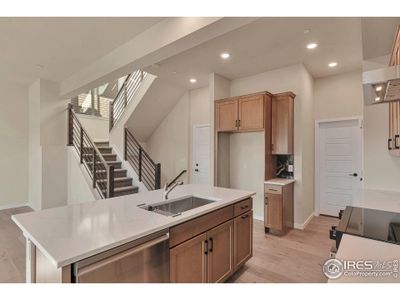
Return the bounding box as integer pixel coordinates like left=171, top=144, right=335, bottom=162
left=323, top=259, right=399, bottom=280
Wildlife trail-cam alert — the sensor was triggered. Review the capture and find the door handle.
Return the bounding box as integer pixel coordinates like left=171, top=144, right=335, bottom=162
left=348, top=173, right=358, bottom=177
left=209, top=238, right=213, bottom=252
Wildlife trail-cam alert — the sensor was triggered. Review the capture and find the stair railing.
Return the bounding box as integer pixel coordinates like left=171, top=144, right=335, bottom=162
left=68, top=104, right=114, bottom=198
left=109, top=70, right=146, bottom=130
left=124, top=128, right=161, bottom=190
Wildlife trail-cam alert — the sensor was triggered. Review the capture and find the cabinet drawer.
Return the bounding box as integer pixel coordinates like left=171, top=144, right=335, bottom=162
left=170, top=205, right=234, bottom=248
left=264, top=184, right=282, bottom=194
left=234, top=198, right=252, bottom=217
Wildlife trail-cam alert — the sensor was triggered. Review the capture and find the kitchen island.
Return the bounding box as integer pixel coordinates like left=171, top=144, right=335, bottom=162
left=12, top=184, right=255, bottom=283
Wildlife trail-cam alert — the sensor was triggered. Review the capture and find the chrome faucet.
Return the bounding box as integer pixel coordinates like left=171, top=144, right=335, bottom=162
left=163, top=181, right=183, bottom=200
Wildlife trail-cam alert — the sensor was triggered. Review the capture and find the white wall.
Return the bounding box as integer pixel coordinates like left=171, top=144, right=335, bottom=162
left=146, top=93, right=190, bottom=186
left=28, top=79, right=69, bottom=210
left=67, top=148, right=98, bottom=205
left=0, top=82, right=29, bottom=209
left=229, top=132, right=265, bottom=219
left=314, top=70, right=363, bottom=120
left=77, top=114, right=109, bottom=141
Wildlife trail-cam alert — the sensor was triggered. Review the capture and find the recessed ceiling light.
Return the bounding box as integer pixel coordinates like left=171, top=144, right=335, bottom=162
left=304, top=29, right=311, bottom=34
left=220, top=52, right=231, bottom=59
left=375, top=97, right=381, bottom=102
left=189, top=78, right=197, bottom=83
left=375, top=86, right=382, bottom=92
left=328, top=62, right=338, bottom=68
left=306, top=43, right=318, bottom=49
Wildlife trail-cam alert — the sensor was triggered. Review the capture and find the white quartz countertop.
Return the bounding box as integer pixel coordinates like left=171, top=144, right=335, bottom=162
left=12, top=184, right=255, bottom=268
left=264, top=178, right=295, bottom=186
left=352, top=188, right=400, bottom=213
left=329, top=234, right=400, bottom=283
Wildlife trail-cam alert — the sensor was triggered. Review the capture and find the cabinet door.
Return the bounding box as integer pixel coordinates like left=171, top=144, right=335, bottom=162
left=271, top=95, right=294, bottom=154
left=265, top=193, right=283, bottom=231
left=233, top=211, right=253, bottom=270
left=207, top=220, right=234, bottom=283
left=170, top=233, right=208, bottom=283
left=238, top=94, right=264, bottom=131
left=215, top=99, right=238, bottom=132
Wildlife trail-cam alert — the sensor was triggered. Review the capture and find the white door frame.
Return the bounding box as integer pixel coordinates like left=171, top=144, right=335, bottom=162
left=314, top=116, right=364, bottom=216
left=192, top=124, right=210, bottom=183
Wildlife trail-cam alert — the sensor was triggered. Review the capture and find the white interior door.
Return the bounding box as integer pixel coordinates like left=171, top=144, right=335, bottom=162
left=317, top=119, right=363, bottom=216
left=192, top=124, right=210, bottom=184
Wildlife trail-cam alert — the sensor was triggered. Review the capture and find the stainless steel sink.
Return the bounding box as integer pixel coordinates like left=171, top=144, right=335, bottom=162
left=140, top=196, right=216, bottom=217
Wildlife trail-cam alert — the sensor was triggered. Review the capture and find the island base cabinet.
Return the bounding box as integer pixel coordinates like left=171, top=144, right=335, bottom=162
left=207, top=220, right=234, bottom=283
left=169, top=221, right=234, bottom=283
left=233, top=211, right=253, bottom=270
left=170, top=233, right=208, bottom=283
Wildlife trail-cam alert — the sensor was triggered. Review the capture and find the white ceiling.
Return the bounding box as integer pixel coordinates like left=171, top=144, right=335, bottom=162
left=0, top=17, right=162, bottom=85
left=362, top=17, right=400, bottom=60
left=145, top=17, right=364, bottom=89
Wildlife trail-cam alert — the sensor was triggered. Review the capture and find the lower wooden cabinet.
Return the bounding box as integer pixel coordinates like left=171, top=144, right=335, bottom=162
left=233, top=211, right=253, bottom=270
left=169, top=200, right=253, bottom=283
left=170, top=232, right=208, bottom=283
left=207, top=220, right=234, bottom=283
left=264, top=183, right=294, bottom=235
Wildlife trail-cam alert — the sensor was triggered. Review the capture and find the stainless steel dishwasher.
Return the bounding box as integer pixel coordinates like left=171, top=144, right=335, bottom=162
left=72, top=230, right=169, bottom=283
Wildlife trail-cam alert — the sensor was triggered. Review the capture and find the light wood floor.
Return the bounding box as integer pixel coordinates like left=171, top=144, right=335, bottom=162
left=0, top=206, right=337, bottom=283
left=229, top=215, right=338, bottom=283
left=0, top=206, right=32, bottom=283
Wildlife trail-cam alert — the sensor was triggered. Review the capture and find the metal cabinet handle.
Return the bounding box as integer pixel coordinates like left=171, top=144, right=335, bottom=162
left=240, top=205, right=249, bottom=209
left=265, top=197, right=268, bottom=205
left=204, top=240, right=208, bottom=255
left=388, top=138, right=393, bottom=150
left=209, top=238, right=213, bottom=252
left=395, top=135, right=400, bottom=149
left=238, top=120, right=241, bottom=127
left=235, top=120, right=238, bottom=127
left=241, top=214, right=249, bottom=219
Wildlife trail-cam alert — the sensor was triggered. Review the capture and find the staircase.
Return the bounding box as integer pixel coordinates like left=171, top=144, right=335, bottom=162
left=68, top=105, right=139, bottom=199
left=90, top=141, right=138, bottom=197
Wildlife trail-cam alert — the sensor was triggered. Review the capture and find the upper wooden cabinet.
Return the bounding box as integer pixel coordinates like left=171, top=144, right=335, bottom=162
left=271, top=92, right=295, bottom=155
left=238, top=94, right=265, bottom=131
left=215, top=93, right=268, bottom=133
left=215, top=98, right=239, bottom=132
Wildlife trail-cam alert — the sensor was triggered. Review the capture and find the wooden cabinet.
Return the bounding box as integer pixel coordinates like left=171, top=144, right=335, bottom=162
left=169, top=199, right=253, bottom=283
left=264, top=183, right=294, bottom=235
left=170, top=233, right=208, bottom=283
left=238, top=94, right=265, bottom=131
left=207, top=220, right=234, bottom=283
left=271, top=92, right=295, bottom=154
left=215, top=99, right=239, bottom=132
left=215, top=93, right=267, bottom=133
left=233, top=211, right=253, bottom=270
left=388, top=26, right=400, bottom=156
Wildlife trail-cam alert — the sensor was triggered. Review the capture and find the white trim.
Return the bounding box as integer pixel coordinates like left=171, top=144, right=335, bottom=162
left=253, top=214, right=264, bottom=222
left=314, top=116, right=364, bottom=216
left=191, top=123, right=210, bottom=184
left=294, top=212, right=315, bottom=230
left=0, top=203, right=30, bottom=211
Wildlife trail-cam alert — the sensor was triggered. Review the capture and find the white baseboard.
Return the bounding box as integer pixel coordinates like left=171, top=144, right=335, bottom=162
left=253, top=214, right=264, bottom=222
left=294, top=212, right=315, bottom=230
left=0, top=202, right=30, bottom=211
